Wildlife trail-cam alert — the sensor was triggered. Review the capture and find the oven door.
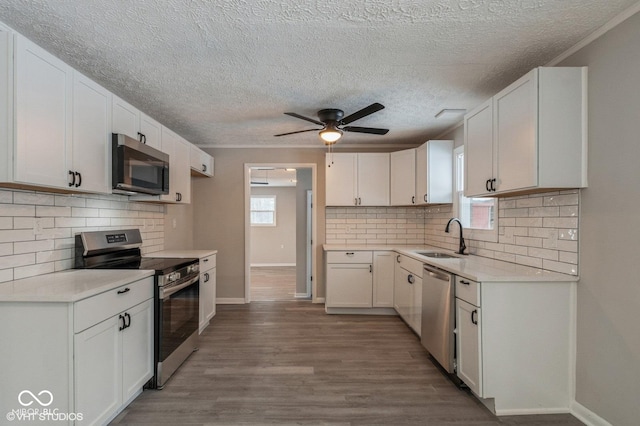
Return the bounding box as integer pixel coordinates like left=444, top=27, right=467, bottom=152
left=158, top=275, right=199, bottom=363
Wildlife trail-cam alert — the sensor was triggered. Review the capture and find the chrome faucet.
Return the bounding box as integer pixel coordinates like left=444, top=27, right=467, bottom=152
left=445, top=218, right=467, bottom=255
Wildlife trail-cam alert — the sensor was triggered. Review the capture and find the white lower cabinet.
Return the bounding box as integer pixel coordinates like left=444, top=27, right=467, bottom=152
left=453, top=276, right=575, bottom=414
left=456, top=298, right=482, bottom=396
left=325, top=250, right=397, bottom=311
left=199, top=253, right=217, bottom=333
left=393, top=254, right=423, bottom=336
left=0, top=276, right=154, bottom=426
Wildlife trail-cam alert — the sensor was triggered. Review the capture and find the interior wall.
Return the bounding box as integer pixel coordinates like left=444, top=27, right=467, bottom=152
left=250, top=186, right=296, bottom=265
left=295, top=168, right=312, bottom=296
left=556, top=10, right=640, bottom=426
left=191, top=148, right=328, bottom=300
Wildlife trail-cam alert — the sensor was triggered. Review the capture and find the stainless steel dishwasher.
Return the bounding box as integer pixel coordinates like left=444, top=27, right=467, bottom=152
left=421, top=264, right=455, bottom=374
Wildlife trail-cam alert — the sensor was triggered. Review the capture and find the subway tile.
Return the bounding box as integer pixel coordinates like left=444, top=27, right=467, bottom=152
left=528, top=206, right=560, bottom=217
left=503, top=244, right=529, bottom=256
left=544, top=193, right=579, bottom=206
left=515, top=217, right=543, bottom=227
left=0, top=204, right=36, bottom=217
left=559, top=205, right=578, bottom=217
left=494, top=251, right=516, bottom=263
left=0, top=229, right=35, bottom=243
left=515, top=255, right=543, bottom=268
left=543, top=217, right=578, bottom=228
left=55, top=259, right=74, bottom=271
left=14, top=217, right=55, bottom=230
left=14, top=262, right=55, bottom=280
left=86, top=198, right=114, bottom=209
left=529, top=228, right=557, bottom=239
left=54, top=238, right=75, bottom=250
left=36, top=206, right=71, bottom=217
left=527, top=247, right=559, bottom=261
left=55, top=217, right=87, bottom=228
left=0, top=190, right=13, bottom=203
left=559, top=251, right=578, bottom=264
left=72, top=207, right=100, bottom=218
left=500, top=208, right=529, bottom=218
left=37, top=248, right=73, bottom=263
left=55, top=195, right=87, bottom=207
left=0, top=242, right=13, bottom=256
left=515, top=236, right=543, bottom=248
left=87, top=217, right=111, bottom=227
left=14, top=239, right=55, bottom=254
left=516, top=197, right=543, bottom=208
left=13, top=192, right=55, bottom=206
left=542, top=260, right=578, bottom=276
left=558, top=229, right=578, bottom=240
left=0, top=253, right=35, bottom=269
left=0, top=217, right=12, bottom=229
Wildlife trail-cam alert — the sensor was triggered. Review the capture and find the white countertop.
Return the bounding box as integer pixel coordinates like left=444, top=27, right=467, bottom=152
left=323, top=244, right=577, bottom=283
left=0, top=269, right=155, bottom=303
left=149, top=249, right=217, bottom=258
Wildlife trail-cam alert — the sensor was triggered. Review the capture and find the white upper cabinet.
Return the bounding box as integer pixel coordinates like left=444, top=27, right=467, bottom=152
left=112, top=96, right=162, bottom=150
left=325, top=153, right=390, bottom=206
left=390, top=148, right=416, bottom=205
left=326, top=153, right=356, bottom=206
left=71, top=71, right=112, bottom=194
left=415, top=140, right=453, bottom=205
left=155, top=126, right=191, bottom=204
left=0, top=24, right=11, bottom=173
left=139, top=112, right=162, bottom=150
left=464, top=67, right=588, bottom=197
left=13, top=34, right=73, bottom=189
left=190, top=144, right=214, bottom=177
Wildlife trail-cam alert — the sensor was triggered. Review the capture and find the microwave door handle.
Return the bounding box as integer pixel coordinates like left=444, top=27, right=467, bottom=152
left=160, top=275, right=199, bottom=299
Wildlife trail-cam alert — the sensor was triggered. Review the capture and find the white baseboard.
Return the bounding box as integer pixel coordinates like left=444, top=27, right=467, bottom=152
left=295, top=292, right=310, bottom=298
left=216, top=298, right=246, bottom=304
left=250, top=263, right=296, bottom=267
left=314, top=297, right=325, bottom=304
left=571, top=401, right=613, bottom=426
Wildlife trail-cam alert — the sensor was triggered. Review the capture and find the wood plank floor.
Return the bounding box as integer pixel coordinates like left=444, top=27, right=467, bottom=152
left=111, top=302, right=584, bottom=425
left=250, top=266, right=297, bottom=301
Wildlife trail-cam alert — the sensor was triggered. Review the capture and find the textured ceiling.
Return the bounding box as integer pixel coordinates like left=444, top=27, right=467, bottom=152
left=0, top=1, right=637, bottom=148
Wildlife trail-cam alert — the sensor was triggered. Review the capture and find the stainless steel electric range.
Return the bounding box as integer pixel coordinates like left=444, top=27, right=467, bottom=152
left=74, top=229, right=199, bottom=389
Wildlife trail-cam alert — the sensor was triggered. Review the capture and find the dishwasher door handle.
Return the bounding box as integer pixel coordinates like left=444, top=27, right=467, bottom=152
left=424, top=266, right=451, bottom=282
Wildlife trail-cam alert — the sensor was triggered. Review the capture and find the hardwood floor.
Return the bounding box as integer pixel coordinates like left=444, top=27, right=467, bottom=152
left=250, top=266, right=298, bottom=301
left=111, top=302, right=584, bottom=425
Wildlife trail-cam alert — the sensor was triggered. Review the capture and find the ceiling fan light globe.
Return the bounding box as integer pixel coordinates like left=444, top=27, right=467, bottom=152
left=319, top=128, right=342, bottom=143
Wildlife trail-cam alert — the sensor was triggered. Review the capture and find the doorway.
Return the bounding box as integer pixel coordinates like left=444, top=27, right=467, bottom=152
left=244, top=164, right=317, bottom=303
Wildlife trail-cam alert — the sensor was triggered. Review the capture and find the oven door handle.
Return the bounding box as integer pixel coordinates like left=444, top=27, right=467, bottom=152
left=160, top=275, right=199, bottom=299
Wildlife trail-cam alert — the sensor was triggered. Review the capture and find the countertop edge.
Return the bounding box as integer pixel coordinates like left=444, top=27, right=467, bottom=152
left=323, top=244, right=578, bottom=283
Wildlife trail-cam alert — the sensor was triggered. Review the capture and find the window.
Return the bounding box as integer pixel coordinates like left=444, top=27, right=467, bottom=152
left=250, top=195, right=276, bottom=226
left=453, top=146, right=498, bottom=242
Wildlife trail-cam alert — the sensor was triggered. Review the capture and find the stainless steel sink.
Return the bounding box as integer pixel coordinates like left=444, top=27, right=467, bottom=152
left=414, top=251, right=458, bottom=259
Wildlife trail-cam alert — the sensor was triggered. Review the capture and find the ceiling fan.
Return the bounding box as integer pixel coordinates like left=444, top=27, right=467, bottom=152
left=274, top=103, right=389, bottom=144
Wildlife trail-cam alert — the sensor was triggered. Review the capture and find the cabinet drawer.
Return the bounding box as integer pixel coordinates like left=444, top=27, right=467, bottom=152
left=326, top=251, right=372, bottom=264
left=397, top=254, right=423, bottom=277
left=455, top=276, right=480, bottom=306
left=74, top=277, right=154, bottom=333
left=200, top=254, right=216, bottom=272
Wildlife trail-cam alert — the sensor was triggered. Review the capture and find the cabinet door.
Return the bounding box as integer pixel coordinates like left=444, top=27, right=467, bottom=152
left=494, top=69, right=538, bottom=193
left=190, top=145, right=214, bottom=177
left=390, top=149, right=416, bottom=205
left=411, top=274, right=422, bottom=336
left=357, top=153, right=389, bottom=206
left=173, top=136, right=191, bottom=204
left=464, top=99, right=494, bottom=197
left=158, top=126, right=178, bottom=203
left=456, top=298, right=482, bottom=396
left=74, top=316, right=121, bottom=426
left=326, top=263, right=372, bottom=308
left=0, top=26, right=10, bottom=168
left=72, top=71, right=111, bottom=194
left=112, top=95, right=140, bottom=140
left=393, top=262, right=411, bottom=323
left=211, top=268, right=217, bottom=318
left=325, top=153, right=357, bottom=206
left=139, top=112, right=162, bottom=150
left=14, top=35, right=72, bottom=188
left=373, top=251, right=394, bottom=307
left=121, top=300, right=154, bottom=402
left=417, top=140, right=453, bottom=204
left=199, top=270, right=214, bottom=332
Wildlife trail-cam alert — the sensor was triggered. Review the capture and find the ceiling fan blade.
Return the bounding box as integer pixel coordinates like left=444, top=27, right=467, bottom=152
left=342, top=126, right=389, bottom=135
left=341, top=103, right=385, bottom=125
left=274, top=128, right=321, bottom=137
left=284, top=112, right=325, bottom=126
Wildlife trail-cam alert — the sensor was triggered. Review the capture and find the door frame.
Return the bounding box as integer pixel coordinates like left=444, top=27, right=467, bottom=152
left=244, top=163, right=318, bottom=303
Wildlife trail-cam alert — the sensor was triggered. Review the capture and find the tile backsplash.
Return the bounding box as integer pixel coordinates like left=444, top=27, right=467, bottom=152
left=0, top=188, right=165, bottom=283
left=326, top=190, right=579, bottom=276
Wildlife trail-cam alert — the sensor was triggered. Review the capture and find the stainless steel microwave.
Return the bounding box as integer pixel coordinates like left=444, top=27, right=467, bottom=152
left=112, top=133, right=169, bottom=195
